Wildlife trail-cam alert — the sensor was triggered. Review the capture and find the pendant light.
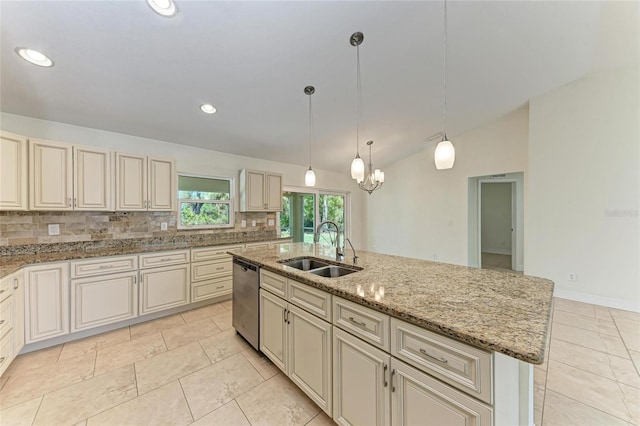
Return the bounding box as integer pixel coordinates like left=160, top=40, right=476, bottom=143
left=358, top=140, right=385, bottom=195
left=434, top=0, right=456, bottom=170
left=304, top=86, right=316, bottom=187
left=350, top=32, right=365, bottom=181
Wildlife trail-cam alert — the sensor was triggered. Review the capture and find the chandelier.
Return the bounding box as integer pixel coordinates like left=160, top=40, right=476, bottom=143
left=357, top=140, right=384, bottom=195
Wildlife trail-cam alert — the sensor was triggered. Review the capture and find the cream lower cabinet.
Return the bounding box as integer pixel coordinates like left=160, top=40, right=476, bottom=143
left=24, top=262, right=69, bottom=344
left=12, top=271, right=25, bottom=356
left=391, top=358, right=493, bottom=426
left=190, top=245, right=240, bottom=303
left=333, top=327, right=391, bottom=426
left=139, top=251, right=190, bottom=315
left=260, top=285, right=333, bottom=415
left=71, top=272, right=138, bottom=332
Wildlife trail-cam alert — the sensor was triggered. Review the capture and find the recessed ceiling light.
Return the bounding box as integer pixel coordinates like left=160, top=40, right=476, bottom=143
left=15, top=48, right=53, bottom=67
left=200, top=104, right=217, bottom=114
left=146, top=0, right=177, bottom=17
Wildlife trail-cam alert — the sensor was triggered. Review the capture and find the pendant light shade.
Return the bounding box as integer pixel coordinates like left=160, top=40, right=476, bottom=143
left=351, top=155, right=365, bottom=181
left=435, top=135, right=455, bottom=170
left=304, top=85, right=316, bottom=187
left=305, top=167, right=316, bottom=187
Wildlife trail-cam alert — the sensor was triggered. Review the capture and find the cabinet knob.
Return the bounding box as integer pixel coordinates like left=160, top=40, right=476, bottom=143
left=0, top=356, right=5, bottom=364
left=68, top=197, right=72, bottom=207
left=0, top=320, right=4, bottom=325
left=74, top=197, right=77, bottom=208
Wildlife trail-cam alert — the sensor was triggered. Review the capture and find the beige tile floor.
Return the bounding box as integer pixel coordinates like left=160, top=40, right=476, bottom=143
left=0, top=297, right=638, bottom=425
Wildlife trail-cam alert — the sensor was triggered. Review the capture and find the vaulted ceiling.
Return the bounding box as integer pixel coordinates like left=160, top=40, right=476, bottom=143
left=1, top=1, right=637, bottom=173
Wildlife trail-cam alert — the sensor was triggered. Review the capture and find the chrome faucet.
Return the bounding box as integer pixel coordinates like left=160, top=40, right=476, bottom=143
left=345, top=238, right=358, bottom=265
left=314, top=220, right=344, bottom=261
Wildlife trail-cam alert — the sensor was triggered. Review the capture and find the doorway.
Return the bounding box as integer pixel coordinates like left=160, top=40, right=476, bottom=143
left=468, top=172, right=524, bottom=272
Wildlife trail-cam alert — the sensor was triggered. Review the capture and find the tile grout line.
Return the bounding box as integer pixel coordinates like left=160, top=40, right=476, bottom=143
left=548, top=350, right=640, bottom=390
left=610, top=315, right=640, bottom=378
left=234, top=398, right=255, bottom=426
left=543, top=387, right=634, bottom=425
left=176, top=379, right=196, bottom=424
left=27, top=395, right=44, bottom=426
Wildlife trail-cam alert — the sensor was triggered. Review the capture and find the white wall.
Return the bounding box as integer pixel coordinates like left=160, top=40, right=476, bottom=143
left=364, top=106, right=529, bottom=264
left=481, top=182, right=512, bottom=254
left=527, top=65, right=639, bottom=311
left=0, top=112, right=366, bottom=244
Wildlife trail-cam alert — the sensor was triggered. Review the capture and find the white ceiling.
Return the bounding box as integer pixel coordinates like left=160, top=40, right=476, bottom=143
left=1, top=1, right=637, bottom=173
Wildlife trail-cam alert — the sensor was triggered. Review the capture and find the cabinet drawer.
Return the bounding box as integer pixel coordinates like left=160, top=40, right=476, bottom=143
left=192, top=276, right=232, bottom=302
left=333, top=297, right=390, bottom=351
left=391, top=318, right=493, bottom=404
left=191, top=259, right=232, bottom=282
left=0, top=275, right=11, bottom=302
left=139, top=250, right=189, bottom=269
left=288, top=280, right=332, bottom=322
left=261, top=269, right=287, bottom=299
left=0, top=296, right=13, bottom=338
left=71, top=255, right=138, bottom=278
left=0, top=329, right=13, bottom=377
left=191, top=245, right=243, bottom=262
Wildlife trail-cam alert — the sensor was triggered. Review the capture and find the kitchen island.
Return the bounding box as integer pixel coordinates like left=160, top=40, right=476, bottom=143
left=230, top=242, right=554, bottom=426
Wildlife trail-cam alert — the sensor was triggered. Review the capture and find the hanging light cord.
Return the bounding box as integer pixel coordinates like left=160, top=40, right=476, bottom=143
left=308, top=93, right=314, bottom=167
left=356, top=44, right=361, bottom=157
left=443, top=0, right=448, bottom=134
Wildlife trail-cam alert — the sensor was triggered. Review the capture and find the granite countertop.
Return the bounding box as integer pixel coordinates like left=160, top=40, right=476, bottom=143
left=0, top=237, right=291, bottom=279
left=229, top=242, right=554, bottom=364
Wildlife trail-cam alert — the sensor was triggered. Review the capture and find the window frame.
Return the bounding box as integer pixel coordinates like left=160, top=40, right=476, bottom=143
left=177, top=172, right=235, bottom=230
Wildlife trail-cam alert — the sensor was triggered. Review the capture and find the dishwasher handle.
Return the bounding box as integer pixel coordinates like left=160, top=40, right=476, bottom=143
left=233, top=258, right=258, bottom=272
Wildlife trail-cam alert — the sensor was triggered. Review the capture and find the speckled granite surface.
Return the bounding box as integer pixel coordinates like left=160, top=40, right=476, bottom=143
left=0, top=237, right=290, bottom=279
left=230, top=243, right=554, bottom=364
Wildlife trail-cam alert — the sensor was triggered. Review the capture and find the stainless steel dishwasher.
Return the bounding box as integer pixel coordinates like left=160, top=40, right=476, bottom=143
left=232, top=258, right=260, bottom=350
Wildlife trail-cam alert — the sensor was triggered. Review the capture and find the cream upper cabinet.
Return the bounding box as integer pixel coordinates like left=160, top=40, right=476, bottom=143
left=239, top=169, right=282, bottom=212
left=73, top=146, right=111, bottom=210
left=24, top=262, right=70, bottom=344
left=116, top=153, right=175, bottom=211
left=29, top=139, right=73, bottom=210
left=0, top=131, right=28, bottom=210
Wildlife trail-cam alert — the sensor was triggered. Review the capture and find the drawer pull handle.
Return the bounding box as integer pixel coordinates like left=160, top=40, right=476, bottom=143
left=216, top=285, right=225, bottom=289
left=99, top=265, right=113, bottom=269
left=160, top=258, right=172, bottom=262
left=0, top=290, right=4, bottom=294
left=347, top=316, right=367, bottom=328
left=0, top=320, right=4, bottom=325
left=419, top=348, right=449, bottom=364
left=0, top=356, right=4, bottom=364
left=383, top=363, right=388, bottom=387
left=13, top=278, right=19, bottom=290
left=216, top=267, right=225, bottom=270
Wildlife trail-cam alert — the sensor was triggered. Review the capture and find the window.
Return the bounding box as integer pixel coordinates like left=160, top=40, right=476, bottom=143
left=280, top=189, right=348, bottom=246
left=178, top=174, right=234, bottom=229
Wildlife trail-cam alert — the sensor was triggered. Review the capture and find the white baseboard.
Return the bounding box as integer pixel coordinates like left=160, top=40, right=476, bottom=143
left=482, top=249, right=512, bottom=255
left=553, top=289, right=640, bottom=313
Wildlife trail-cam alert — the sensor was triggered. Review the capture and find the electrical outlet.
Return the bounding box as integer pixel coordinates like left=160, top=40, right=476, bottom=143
left=432, top=253, right=438, bottom=260
left=568, top=273, right=577, bottom=282
left=48, top=224, right=60, bottom=236
left=251, top=220, right=256, bottom=227
left=160, top=222, right=168, bottom=231
left=268, top=219, right=274, bottom=226
left=241, top=220, right=246, bottom=228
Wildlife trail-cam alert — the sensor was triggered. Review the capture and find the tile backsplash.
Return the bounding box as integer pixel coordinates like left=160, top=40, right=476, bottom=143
left=0, top=210, right=277, bottom=247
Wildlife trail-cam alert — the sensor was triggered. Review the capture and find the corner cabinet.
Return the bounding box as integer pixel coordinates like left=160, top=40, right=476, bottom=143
left=24, top=262, right=70, bottom=344
left=239, top=169, right=282, bottom=212
left=0, top=131, right=28, bottom=210
left=115, top=153, right=175, bottom=211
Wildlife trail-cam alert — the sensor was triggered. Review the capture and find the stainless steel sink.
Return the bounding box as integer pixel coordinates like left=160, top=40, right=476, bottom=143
left=308, top=265, right=359, bottom=278
left=280, top=258, right=330, bottom=271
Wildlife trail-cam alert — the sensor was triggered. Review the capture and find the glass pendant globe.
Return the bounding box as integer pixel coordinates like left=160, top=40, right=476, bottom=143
left=351, top=156, right=365, bottom=181
left=435, top=139, right=455, bottom=170
left=305, top=168, right=316, bottom=187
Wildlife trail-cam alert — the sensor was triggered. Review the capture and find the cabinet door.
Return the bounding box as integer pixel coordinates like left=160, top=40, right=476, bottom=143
left=12, top=272, right=25, bottom=355
left=246, top=170, right=265, bottom=211
left=265, top=172, right=282, bottom=211
left=148, top=157, right=175, bottom=211
left=29, top=139, right=73, bottom=210
left=288, top=304, right=332, bottom=416
left=24, top=263, right=69, bottom=343
left=71, top=272, right=138, bottom=332
left=0, top=131, right=28, bottom=210
left=259, top=289, right=287, bottom=372
left=74, top=146, right=111, bottom=210
left=139, top=264, right=189, bottom=315
left=391, top=358, right=493, bottom=426
left=115, top=152, right=147, bottom=210
left=333, top=327, right=391, bottom=426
